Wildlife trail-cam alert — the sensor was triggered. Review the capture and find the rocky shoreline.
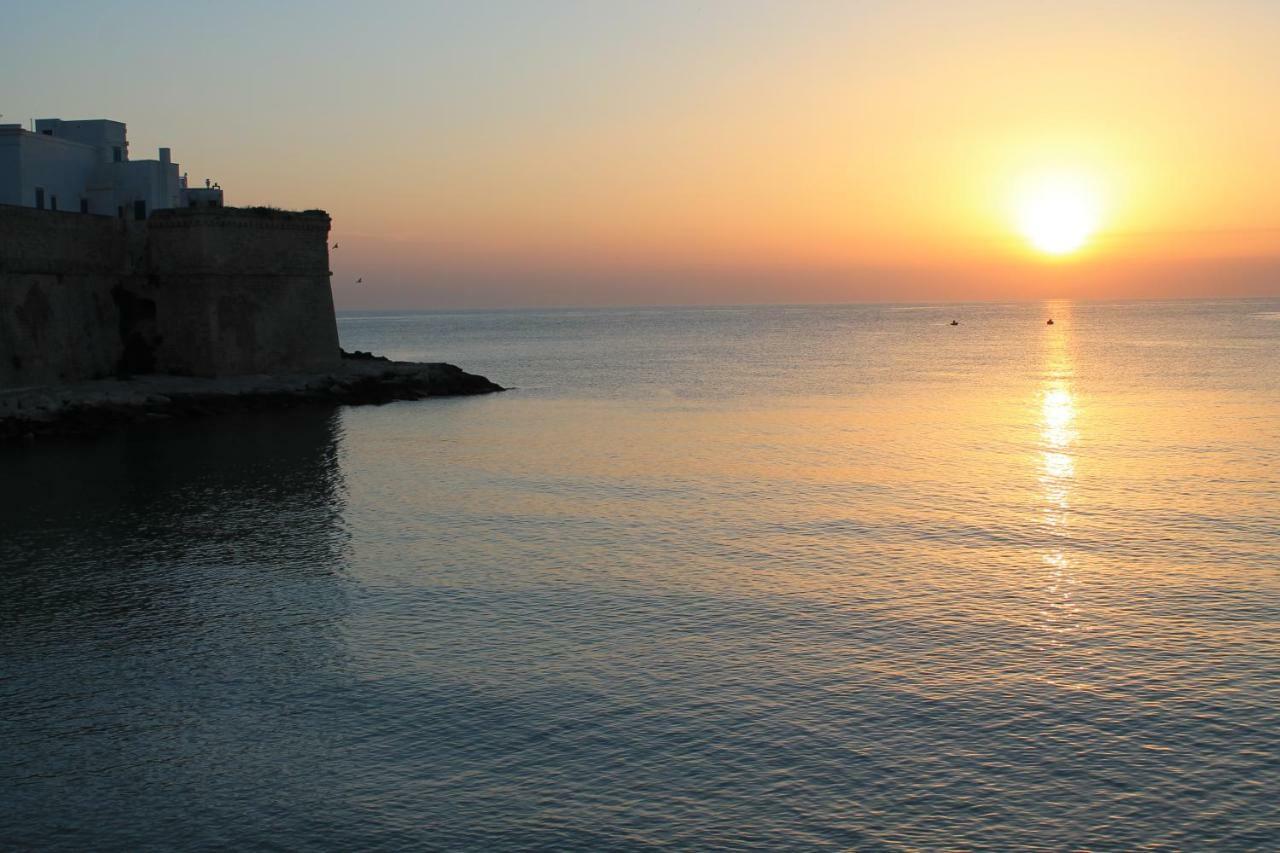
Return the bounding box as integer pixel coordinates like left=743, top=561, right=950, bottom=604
left=0, top=356, right=504, bottom=441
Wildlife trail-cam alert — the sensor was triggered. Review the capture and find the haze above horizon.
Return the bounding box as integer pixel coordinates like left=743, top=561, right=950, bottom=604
left=5, top=1, right=1280, bottom=309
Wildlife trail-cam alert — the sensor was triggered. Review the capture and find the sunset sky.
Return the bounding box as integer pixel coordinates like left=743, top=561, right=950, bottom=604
left=6, top=1, right=1280, bottom=308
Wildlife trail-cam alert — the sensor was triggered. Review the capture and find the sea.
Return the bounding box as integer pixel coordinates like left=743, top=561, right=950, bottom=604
left=2, top=299, right=1278, bottom=850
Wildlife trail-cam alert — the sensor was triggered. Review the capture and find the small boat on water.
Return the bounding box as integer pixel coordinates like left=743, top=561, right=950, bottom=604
left=950, top=320, right=960, bottom=326
left=1046, top=318, right=1055, bottom=325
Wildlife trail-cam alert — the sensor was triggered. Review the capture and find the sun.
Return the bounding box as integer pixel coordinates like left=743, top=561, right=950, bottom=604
left=1013, top=171, right=1103, bottom=256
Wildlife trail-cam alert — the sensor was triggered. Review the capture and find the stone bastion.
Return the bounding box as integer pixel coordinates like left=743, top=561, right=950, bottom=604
left=0, top=204, right=340, bottom=387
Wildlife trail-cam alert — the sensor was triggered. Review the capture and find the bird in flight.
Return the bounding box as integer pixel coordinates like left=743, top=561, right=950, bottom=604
left=356, top=277, right=363, bottom=284
left=333, top=243, right=339, bottom=249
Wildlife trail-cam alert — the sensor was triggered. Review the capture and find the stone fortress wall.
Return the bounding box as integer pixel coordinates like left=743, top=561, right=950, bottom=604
left=0, top=204, right=340, bottom=387
left=0, top=207, right=127, bottom=386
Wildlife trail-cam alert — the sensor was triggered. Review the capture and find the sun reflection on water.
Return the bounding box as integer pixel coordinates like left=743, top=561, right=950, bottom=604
left=1038, top=303, right=1081, bottom=644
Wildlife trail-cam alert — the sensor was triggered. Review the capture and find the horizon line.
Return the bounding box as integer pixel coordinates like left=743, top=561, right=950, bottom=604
left=334, top=293, right=1279, bottom=316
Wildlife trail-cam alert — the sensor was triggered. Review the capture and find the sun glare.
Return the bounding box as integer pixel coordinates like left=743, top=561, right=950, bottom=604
left=1013, top=172, right=1103, bottom=257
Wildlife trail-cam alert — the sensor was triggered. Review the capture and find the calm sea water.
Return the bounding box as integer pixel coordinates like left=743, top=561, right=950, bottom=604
left=3, top=300, right=1278, bottom=850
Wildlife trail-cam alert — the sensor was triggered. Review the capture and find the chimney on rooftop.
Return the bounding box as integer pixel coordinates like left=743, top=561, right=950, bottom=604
left=159, top=147, right=171, bottom=165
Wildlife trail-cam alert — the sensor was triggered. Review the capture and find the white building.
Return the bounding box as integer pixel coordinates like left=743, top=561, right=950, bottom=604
left=0, top=118, right=223, bottom=219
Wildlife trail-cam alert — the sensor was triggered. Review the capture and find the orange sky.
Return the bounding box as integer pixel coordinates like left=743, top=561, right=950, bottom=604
left=7, top=1, right=1280, bottom=307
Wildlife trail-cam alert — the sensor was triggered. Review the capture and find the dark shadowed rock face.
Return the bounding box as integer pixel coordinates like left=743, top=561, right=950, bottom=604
left=340, top=348, right=391, bottom=363
left=0, top=360, right=505, bottom=441
left=333, top=362, right=504, bottom=403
